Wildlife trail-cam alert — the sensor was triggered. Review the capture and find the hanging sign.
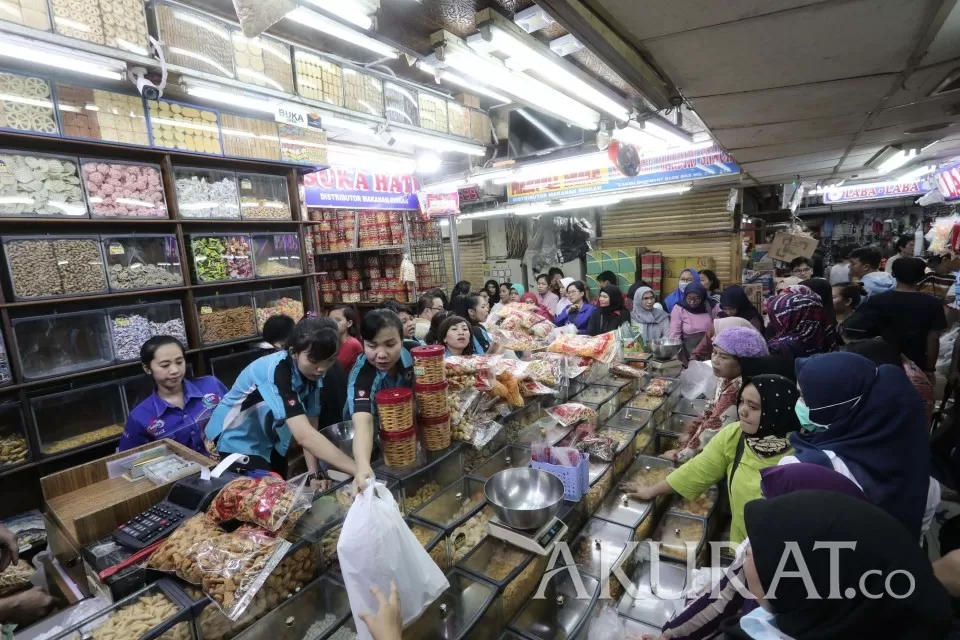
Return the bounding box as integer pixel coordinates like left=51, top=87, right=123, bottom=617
left=418, top=191, right=460, bottom=217
left=822, top=180, right=931, bottom=203
left=935, top=162, right=960, bottom=201
left=275, top=102, right=323, bottom=131
left=304, top=168, right=420, bottom=209
left=507, top=145, right=739, bottom=203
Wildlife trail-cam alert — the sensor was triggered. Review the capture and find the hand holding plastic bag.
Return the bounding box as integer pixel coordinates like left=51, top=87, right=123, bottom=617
left=680, top=360, right=717, bottom=400
left=338, top=482, right=449, bottom=640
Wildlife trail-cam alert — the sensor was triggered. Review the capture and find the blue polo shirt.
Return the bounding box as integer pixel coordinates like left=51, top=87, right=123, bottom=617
left=120, top=376, right=228, bottom=455
left=344, top=349, right=414, bottom=420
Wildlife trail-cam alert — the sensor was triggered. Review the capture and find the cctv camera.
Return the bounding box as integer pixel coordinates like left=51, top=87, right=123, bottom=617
left=377, top=128, right=396, bottom=146
left=129, top=67, right=161, bottom=100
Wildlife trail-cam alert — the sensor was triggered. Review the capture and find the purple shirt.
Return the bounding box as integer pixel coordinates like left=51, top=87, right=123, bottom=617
left=120, top=376, right=227, bottom=455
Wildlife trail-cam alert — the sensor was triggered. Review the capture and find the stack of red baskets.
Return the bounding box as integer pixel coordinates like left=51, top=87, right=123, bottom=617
left=410, top=345, right=451, bottom=451
left=375, top=388, right=417, bottom=466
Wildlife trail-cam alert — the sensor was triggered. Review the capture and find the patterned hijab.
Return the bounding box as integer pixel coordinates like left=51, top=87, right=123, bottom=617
left=740, top=374, right=799, bottom=457
left=764, top=290, right=829, bottom=358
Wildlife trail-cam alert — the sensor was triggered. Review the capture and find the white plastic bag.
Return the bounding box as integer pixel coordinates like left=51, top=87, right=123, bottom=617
left=338, top=482, right=449, bottom=640
left=588, top=603, right=625, bottom=640
left=680, top=360, right=717, bottom=400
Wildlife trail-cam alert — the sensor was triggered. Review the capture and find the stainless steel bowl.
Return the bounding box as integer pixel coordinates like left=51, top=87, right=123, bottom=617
left=649, top=338, right=683, bottom=359
left=484, top=468, right=565, bottom=530
left=320, top=421, right=380, bottom=458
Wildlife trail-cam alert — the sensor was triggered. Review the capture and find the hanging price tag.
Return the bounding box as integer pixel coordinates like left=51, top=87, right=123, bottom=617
left=200, top=306, right=213, bottom=314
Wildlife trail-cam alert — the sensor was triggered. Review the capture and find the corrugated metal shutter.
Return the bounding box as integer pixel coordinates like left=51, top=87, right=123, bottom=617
left=443, top=236, right=486, bottom=291
left=598, top=190, right=740, bottom=284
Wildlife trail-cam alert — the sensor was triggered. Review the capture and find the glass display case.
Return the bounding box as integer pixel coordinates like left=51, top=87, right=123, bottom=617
left=408, top=518, right=448, bottom=572
left=515, top=417, right=573, bottom=448
left=595, top=426, right=637, bottom=477
left=102, top=235, right=182, bottom=292
left=0, top=151, right=84, bottom=217
left=418, top=92, right=448, bottom=133
left=574, top=385, right=621, bottom=425
left=196, top=292, right=257, bottom=345
left=459, top=537, right=547, bottom=624
left=402, top=569, right=498, bottom=640
left=253, top=287, right=305, bottom=333
left=57, top=84, right=150, bottom=146
left=3, top=235, right=108, bottom=300
left=175, top=168, right=240, bottom=219
left=342, top=68, right=384, bottom=116
left=294, top=49, right=343, bottom=106
left=147, top=99, right=222, bottom=155
left=12, top=310, right=113, bottom=380
left=0, top=332, right=12, bottom=387
left=617, top=559, right=688, bottom=629
left=290, top=481, right=353, bottom=573
left=624, top=392, right=667, bottom=428
left=252, top=233, right=302, bottom=278
left=468, top=445, right=532, bottom=481
left=412, top=477, right=490, bottom=564
left=657, top=432, right=680, bottom=456
left=622, top=455, right=676, bottom=529
left=463, top=425, right=508, bottom=475
left=502, top=399, right=542, bottom=443
left=384, top=82, right=419, bottom=126
left=221, top=113, right=281, bottom=161
left=375, top=445, right=463, bottom=514
left=568, top=518, right=635, bottom=601
left=154, top=2, right=234, bottom=78
left=190, top=234, right=253, bottom=283
left=230, top=32, right=295, bottom=94
left=54, top=580, right=195, bottom=640
left=605, top=407, right=653, bottom=433
left=0, top=73, right=58, bottom=136
left=0, top=402, right=29, bottom=472
left=594, top=374, right=644, bottom=405
left=593, top=483, right=658, bottom=543
left=81, top=160, right=167, bottom=218
left=237, top=173, right=291, bottom=220
left=233, top=575, right=349, bottom=640
left=668, top=486, right=719, bottom=521
left=585, top=460, right=613, bottom=514
left=108, top=301, right=186, bottom=362
left=29, top=380, right=125, bottom=455
left=674, top=397, right=709, bottom=418
left=508, top=569, right=599, bottom=640
left=209, top=350, right=260, bottom=389
left=660, top=413, right=695, bottom=438
left=653, top=513, right=707, bottom=564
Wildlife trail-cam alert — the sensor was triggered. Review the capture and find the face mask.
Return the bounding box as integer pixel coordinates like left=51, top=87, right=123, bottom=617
left=678, top=282, right=689, bottom=292
left=794, top=398, right=826, bottom=433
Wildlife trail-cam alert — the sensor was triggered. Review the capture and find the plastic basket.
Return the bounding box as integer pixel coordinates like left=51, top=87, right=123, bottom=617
left=531, top=452, right=590, bottom=502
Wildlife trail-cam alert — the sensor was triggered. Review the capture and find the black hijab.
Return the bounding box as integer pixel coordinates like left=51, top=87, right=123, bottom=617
left=745, top=491, right=951, bottom=640
left=598, top=286, right=624, bottom=315
left=739, top=356, right=797, bottom=381
left=739, top=374, right=799, bottom=457
left=800, top=277, right=836, bottom=323
left=719, top=285, right=763, bottom=325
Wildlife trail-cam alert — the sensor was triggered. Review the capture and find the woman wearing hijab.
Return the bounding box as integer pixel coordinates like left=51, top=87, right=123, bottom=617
left=737, top=491, right=951, bottom=640
left=669, top=327, right=770, bottom=462
left=669, top=281, right=719, bottom=354
left=519, top=292, right=553, bottom=322
left=764, top=289, right=830, bottom=360
left=719, top=285, right=765, bottom=333
left=782, top=351, right=938, bottom=538
left=586, top=286, right=630, bottom=336
left=800, top=277, right=843, bottom=350
left=690, top=316, right=755, bottom=361
left=553, top=277, right=575, bottom=318
left=630, top=286, right=669, bottom=346
left=664, top=268, right=700, bottom=312
left=842, top=339, right=934, bottom=423
left=659, top=465, right=866, bottom=640
left=624, top=373, right=799, bottom=544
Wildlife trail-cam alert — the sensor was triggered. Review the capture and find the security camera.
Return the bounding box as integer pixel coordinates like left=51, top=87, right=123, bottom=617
left=377, top=128, right=396, bottom=146
left=129, top=67, right=162, bottom=100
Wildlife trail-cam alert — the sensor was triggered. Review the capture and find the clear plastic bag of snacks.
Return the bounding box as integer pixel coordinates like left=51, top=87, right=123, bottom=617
left=207, top=473, right=309, bottom=532
left=531, top=351, right=591, bottom=379
left=610, top=363, right=645, bottom=378
left=546, top=403, right=597, bottom=427
left=493, top=329, right=548, bottom=351
left=445, top=355, right=497, bottom=391
left=148, top=513, right=224, bottom=584
left=548, top=331, right=620, bottom=364
left=521, top=379, right=557, bottom=397
left=195, top=527, right=291, bottom=621
left=575, top=435, right=617, bottom=462
left=645, top=378, right=671, bottom=397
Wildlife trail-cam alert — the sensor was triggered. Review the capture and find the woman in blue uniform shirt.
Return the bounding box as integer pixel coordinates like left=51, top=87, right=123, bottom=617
left=346, top=309, right=414, bottom=493
left=205, top=316, right=356, bottom=479
left=121, top=336, right=227, bottom=456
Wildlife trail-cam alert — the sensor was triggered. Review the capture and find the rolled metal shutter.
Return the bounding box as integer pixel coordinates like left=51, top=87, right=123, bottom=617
left=598, top=190, right=740, bottom=284
left=443, top=236, right=487, bottom=291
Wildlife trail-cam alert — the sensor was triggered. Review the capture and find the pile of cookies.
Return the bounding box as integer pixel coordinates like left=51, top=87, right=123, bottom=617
left=58, top=85, right=150, bottom=145
left=342, top=69, right=384, bottom=116
left=155, top=3, right=234, bottom=78
left=278, top=124, right=328, bottom=165
left=294, top=50, right=344, bottom=106
left=232, top=34, right=294, bottom=93
left=221, top=114, right=280, bottom=161
left=148, top=100, right=222, bottom=155
left=0, top=152, right=85, bottom=217
left=2, top=0, right=51, bottom=30
left=0, top=71, right=57, bottom=135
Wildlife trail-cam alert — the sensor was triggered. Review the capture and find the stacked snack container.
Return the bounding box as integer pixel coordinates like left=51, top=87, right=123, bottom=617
left=376, top=388, right=416, bottom=466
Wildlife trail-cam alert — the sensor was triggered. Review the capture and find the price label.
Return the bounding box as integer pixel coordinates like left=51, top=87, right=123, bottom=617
left=130, top=263, right=142, bottom=270
left=115, top=318, right=130, bottom=327
left=200, top=306, right=213, bottom=314
left=241, top=179, right=252, bottom=190
left=108, top=243, right=124, bottom=255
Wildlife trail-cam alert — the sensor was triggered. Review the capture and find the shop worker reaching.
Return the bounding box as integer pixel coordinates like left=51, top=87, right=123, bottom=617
left=205, top=316, right=355, bottom=483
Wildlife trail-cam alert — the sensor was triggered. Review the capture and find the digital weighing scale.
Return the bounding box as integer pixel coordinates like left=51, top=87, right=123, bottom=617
left=487, top=516, right=568, bottom=556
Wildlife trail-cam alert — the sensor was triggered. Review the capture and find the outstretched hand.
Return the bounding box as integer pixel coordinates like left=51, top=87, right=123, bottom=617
left=359, top=582, right=402, bottom=640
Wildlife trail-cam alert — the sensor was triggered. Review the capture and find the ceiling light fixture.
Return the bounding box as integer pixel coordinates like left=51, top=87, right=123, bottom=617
left=459, top=185, right=691, bottom=220
left=877, top=148, right=919, bottom=174
left=640, top=114, right=695, bottom=147
left=0, top=33, right=127, bottom=80
left=491, top=152, right=612, bottom=185
left=287, top=7, right=398, bottom=58
left=326, top=144, right=416, bottom=173
left=416, top=151, right=442, bottom=174
left=435, top=70, right=510, bottom=103
left=302, top=0, right=373, bottom=29
left=389, top=128, right=487, bottom=156
left=421, top=168, right=515, bottom=192
left=898, top=164, right=937, bottom=181
left=183, top=82, right=280, bottom=113
left=436, top=38, right=600, bottom=130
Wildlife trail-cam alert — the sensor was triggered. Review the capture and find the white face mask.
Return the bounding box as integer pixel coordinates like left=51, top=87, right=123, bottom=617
left=678, top=282, right=689, bottom=293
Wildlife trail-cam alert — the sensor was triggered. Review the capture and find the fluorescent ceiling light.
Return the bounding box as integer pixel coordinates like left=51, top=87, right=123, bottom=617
left=183, top=83, right=280, bottom=113
left=478, top=24, right=631, bottom=121
left=614, top=125, right=669, bottom=151
left=438, top=42, right=599, bottom=130
left=898, top=164, right=936, bottom=181
left=302, top=0, right=373, bottom=29
left=641, top=116, right=695, bottom=147
left=460, top=185, right=691, bottom=219
left=492, top=152, right=612, bottom=184
left=421, top=168, right=514, bottom=192
left=416, top=151, right=442, bottom=174
left=322, top=114, right=378, bottom=136
left=390, top=129, right=487, bottom=156
left=877, top=148, right=919, bottom=174
left=0, top=34, right=126, bottom=80
left=435, top=70, right=510, bottom=103
left=327, top=144, right=416, bottom=173
left=287, top=7, right=398, bottom=58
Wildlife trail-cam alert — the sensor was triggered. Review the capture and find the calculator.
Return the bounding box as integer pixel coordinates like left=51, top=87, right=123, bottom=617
left=112, top=472, right=238, bottom=550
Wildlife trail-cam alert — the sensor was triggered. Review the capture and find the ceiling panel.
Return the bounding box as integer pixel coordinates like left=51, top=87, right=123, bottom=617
left=690, top=76, right=894, bottom=129
left=584, top=0, right=825, bottom=42
left=714, top=113, right=867, bottom=149
left=886, top=61, right=960, bottom=108
left=743, top=157, right=841, bottom=175
left=641, top=0, right=935, bottom=98
left=925, top=1, right=960, bottom=66
left=728, top=134, right=856, bottom=163
left=736, top=149, right=847, bottom=172
left=750, top=169, right=839, bottom=182
left=857, top=119, right=960, bottom=144
left=838, top=152, right=883, bottom=170
left=869, top=94, right=960, bottom=129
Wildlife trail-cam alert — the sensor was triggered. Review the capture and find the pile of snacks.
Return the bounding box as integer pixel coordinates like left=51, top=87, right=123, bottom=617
left=207, top=475, right=306, bottom=532
left=0, top=432, right=28, bottom=468
left=191, top=236, right=253, bottom=282
left=546, top=403, right=598, bottom=427
left=645, top=378, right=671, bottom=397
left=176, top=173, right=240, bottom=219
left=222, top=114, right=281, bottom=161
left=255, top=296, right=304, bottom=332
left=0, top=153, right=84, bottom=217
left=88, top=591, right=191, bottom=640
left=357, top=211, right=405, bottom=248
left=82, top=162, right=166, bottom=218
left=57, top=85, right=149, bottom=145
left=199, top=304, right=257, bottom=344
left=147, top=100, right=221, bottom=155
left=111, top=314, right=187, bottom=361
left=0, top=72, right=57, bottom=135
left=548, top=331, right=620, bottom=363
left=0, top=560, right=33, bottom=597
left=5, top=237, right=108, bottom=298
left=278, top=124, right=327, bottom=165
left=149, top=514, right=223, bottom=584
left=238, top=173, right=289, bottom=218
left=41, top=423, right=123, bottom=454
left=403, top=481, right=440, bottom=512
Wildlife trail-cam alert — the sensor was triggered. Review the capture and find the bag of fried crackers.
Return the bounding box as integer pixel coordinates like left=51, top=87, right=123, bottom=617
left=548, top=331, right=620, bottom=364
left=492, top=371, right=524, bottom=407
left=148, top=513, right=224, bottom=584
left=207, top=473, right=310, bottom=533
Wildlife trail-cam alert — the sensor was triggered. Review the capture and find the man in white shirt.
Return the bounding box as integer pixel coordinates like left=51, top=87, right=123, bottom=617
left=885, top=234, right=915, bottom=273
left=828, top=243, right=852, bottom=285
